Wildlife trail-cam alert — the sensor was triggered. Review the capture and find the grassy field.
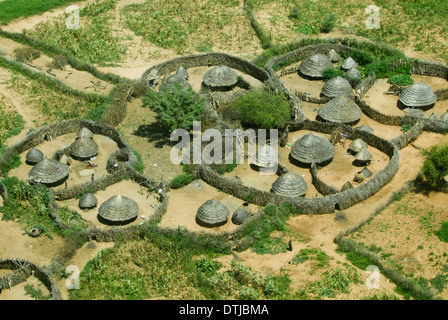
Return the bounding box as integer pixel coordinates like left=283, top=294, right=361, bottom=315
left=0, top=94, right=25, bottom=147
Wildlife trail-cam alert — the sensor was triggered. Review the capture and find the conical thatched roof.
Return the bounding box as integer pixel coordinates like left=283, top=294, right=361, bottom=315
left=355, top=125, right=374, bottom=134
left=98, top=195, right=139, bottom=224
left=355, top=148, right=373, bottom=162
left=175, top=65, right=189, bottom=80
left=346, top=67, right=361, bottom=79
left=78, top=193, right=98, bottom=209
left=203, top=65, right=238, bottom=88
left=290, top=133, right=335, bottom=165
left=254, top=144, right=278, bottom=168
left=341, top=181, right=353, bottom=192
left=361, top=166, right=372, bottom=178
left=76, top=127, right=94, bottom=139
left=29, top=158, right=70, bottom=185
left=232, top=207, right=250, bottom=225
left=272, top=172, right=308, bottom=197
left=403, top=107, right=425, bottom=118
left=428, top=113, right=438, bottom=121
left=298, top=53, right=333, bottom=78
left=328, top=49, right=341, bottom=62
left=321, top=76, right=352, bottom=98
left=159, top=74, right=192, bottom=92
left=70, top=137, right=98, bottom=159
left=399, top=82, right=437, bottom=107
left=341, top=57, right=357, bottom=70
left=348, top=138, right=368, bottom=153
left=441, top=110, right=448, bottom=122
left=26, top=148, right=44, bottom=164
left=318, top=96, right=362, bottom=124
left=196, top=198, right=229, bottom=228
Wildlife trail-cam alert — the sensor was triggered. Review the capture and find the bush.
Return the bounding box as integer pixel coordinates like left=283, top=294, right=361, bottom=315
left=435, top=221, right=448, bottom=242
left=142, top=83, right=205, bottom=133
left=322, top=68, right=346, bottom=81
left=14, top=46, right=41, bottom=63
left=231, top=90, right=291, bottom=130
left=420, top=144, right=448, bottom=190
left=401, top=124, right=412, bottom=133
left=48, top=54, right=68, bottom=70
left=388, top=74, right=414, bottom=86
left=195, top=257, right=222, bottom=276
left=320, top=13, right=337, bottom=33
left=171, top=173, right=193, bottom=189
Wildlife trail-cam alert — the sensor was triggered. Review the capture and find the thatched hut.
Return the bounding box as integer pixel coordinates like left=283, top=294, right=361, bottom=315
left=28, top=158, right=70, bottom=187
left=78, top=193, right=98, bottom=210
left=271, top=172, right=308, bottom=197
left=202, top=65, right=238, bottom=91
left=361, top=166, right=372, bottom=178
left=317, top=96, right=362, bottom=125
left=341, top=181, right=353, bottom=192
left=70, top=137, right=98, bottom=160
left=328, top=49, right=341, bottom=63
left=399, top=82, right=437, bottom=109
left=98, top=195, right=139, bottom=225
left=254, top=144, right=278, bottom=168
left=441, top=110, right=448, bottom=122
left=428, top=113, right=438, bottom=121
left=232, top=207, right=250, bottom=225
left=196, top=198, right=229, bottom=228
left=354, top=148, right=373, bottom=166
left=159, top=74, right=192, bottom=92
left=25, top=148, right=44, bottom=165
left=341, top=57, right=357, bottom=70
left=348, top=138, right=368, bottom=154
left=346, top=67, right=361, bottom=79
left=76, top=127, right=94, bottom=139
left=290, top=132, right=335, bottom=167
left=175, top=65, right=189, bottom=80
left=298, top=53, right=333, bottom=79
left=321, top=76, right=352, bottom=98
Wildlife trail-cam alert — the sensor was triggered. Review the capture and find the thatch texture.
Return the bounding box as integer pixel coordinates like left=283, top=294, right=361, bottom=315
left=196, top=198, right=229, bottom=228
left=346, top=67, right=361, bottom=79
left=341, top=181, right=353, bottom=192
left=98, top=195, right=139, bottom=225
left=361, top=166, right=372, bottom=178
left=348, top=138, right=368, bottom=154
left=355, top=148, right=373, bottom=162
left=441, top=110, right=448, bottom=122
left=254, top=144, right=278, bottom=168
left=428, top=113, right=438, bottom=121
left=175, top=65, right=189, bottom=80
left=26, top=148, right=44, bottom=164
left=328, top=49, right=341, bottom=63
left=28, top=158, right=70, bottom=186
left=76, top=127, right=94, bottom=139
left=341, top=57, right=357, bottom=70
left=403, top=107, right=425, bottom=118
left=272, top=172, right=308, bottom=197
left=298, top=53, right=333, bottom=79
left=159, top=74, right=192, bottom=92
left=78, top=193, right=98, bottom=209
left=290, top=132, right=335, bottom=166
left=70, top=137, right=98, bottom=159
left=232, top=207, right=250, bottom=225
left=321, top=76, right=352, bottom=98
left=202, top=65, right=238, bottom=89
left=318, top=96, right=362, bottom=124
left=399, top=82, right=437, bottom=107
left=355, top=125, right=374, bottom=134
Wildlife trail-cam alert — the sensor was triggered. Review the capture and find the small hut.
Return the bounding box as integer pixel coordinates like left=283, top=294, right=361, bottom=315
left=346, top=67, right=361, bottom=79
left=202, top=65, right=238, bottom=91
left=28, top=158, right=70, bottom=187
left=348, top=138, right=368, bottom=154
left=70, top=137, right=98, bottom=160
left=298, top=53, right=333, bottom=79
left=196, top=198, right=229, bottom=228
left=76, top=127, right=94, bottom=139
left=341, top=57, right=357, bottom=70
left=159, top=74, right=192, bottom=92
left=232, top=207, right=250, bottom=225
left=428, top=113, right=438, bottom=121
left=290, top=133, right=335, bottom=167
left=321, top=76, right=352, bottom=98
left=328, top=49, right=341, bottom=63
left=254, top=144, right=278, bottom=168
left=25, top=148, right=44, bottom=165
left=399, top=82, right=437, bottom=109
left=98, top=195, right=139, bottom=225
left=355, top=125, right=374, bottom=134
left=403, top=107, right=425, bottom=118
left=317, top=96, right=362, bottom=125
left=271, top=172, right=308, bottom=197
left=341, top=181, right=353, bottom=192
left=441, top=110, right=448, bottom=122
left=354, top=148, right=373, bottom=166
left=175, top=65, right=189, bottom=80
left=78, top=193, right=98, bottom=210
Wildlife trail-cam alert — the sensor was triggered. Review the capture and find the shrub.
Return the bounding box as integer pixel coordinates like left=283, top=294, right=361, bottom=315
left=48, top=54, right=68, bottom=70
left=320, top=13, right=337, bottom=33
left=13, top=46, right=41, bottom=63
left=195, top=257, right=222, bottom=276
left=231, top=90, right=291, bottom=130
left=435, top=221, right=448, bottom=242
left=388, top=74, right=414, bottom=86
left=420, top=144, right=448, bottom=190
left=322, top=68, right=346, bottom=81
left=171, top=173, right=194, bottom=189
left=401, top=124, right=412, bottom=133
left=142, top=83, right=205, bottom=133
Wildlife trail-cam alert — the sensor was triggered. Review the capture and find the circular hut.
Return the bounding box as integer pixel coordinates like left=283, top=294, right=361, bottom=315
left=298, top=53, right=333, bottom=79
left=28, top=158, right=70, bottom=187
left=175, top=65, right=189, bottom=80
left=254, top=144, right=278, bottom=168
left=196, top=198, right=230, bottom=228
left=317, top=96, right=362, bottom=125
left=98, top=195, right=139, bottom=225
left=78, top=193, right=98, bottom=210
left=271, top=172, right=308, bottom=197
left=399, top=82, right=437, bottom=109
left=159, top=74, right=192, bottom=92
left=321, top=76, right=353, bottom=98
left=232, top=207, right=250, bottom=225
left=346, top=67, right=361, bottom=79
left=202, top=65, right=239, bottom=91
left=341, top=57, right=357, bottom=70
left=70, top=137, right=99, bottom=160
left=290, top=132, right=335, bottom=167
left=25, top=148, right=44, bottom=165
left=428, top=113, right=438, bottom=121
left=354, top=148, right=373, bottom=166
left=348, top=138, right=368, bottom=154
left=76, top=127, right=94, bottom=139
left=328, top=49, right=341, bottom=63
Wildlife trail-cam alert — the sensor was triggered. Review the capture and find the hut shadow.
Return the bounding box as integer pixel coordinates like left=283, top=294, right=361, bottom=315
left=297, top=70, right=323, bottom=81
left=397, top=100, right=435, bottom=112
left=97, top=214, right=137, bottom=226
left=288, top=154, right=332, bottom=169
left=133, top=123, right=175, bottom=148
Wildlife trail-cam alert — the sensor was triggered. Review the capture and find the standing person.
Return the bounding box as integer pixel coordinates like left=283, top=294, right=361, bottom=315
left=91, top=173, right=94, bottom=181
left=288, top=240, right=293, bottom=251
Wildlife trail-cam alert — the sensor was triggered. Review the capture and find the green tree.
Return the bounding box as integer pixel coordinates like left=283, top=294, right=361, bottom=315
left=142, top=83, right=205, bottom=133
left=420, top=144, right=448, bottom=190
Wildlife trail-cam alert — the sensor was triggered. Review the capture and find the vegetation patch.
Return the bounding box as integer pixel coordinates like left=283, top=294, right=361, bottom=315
left=420, top=144, right=448, bottom=190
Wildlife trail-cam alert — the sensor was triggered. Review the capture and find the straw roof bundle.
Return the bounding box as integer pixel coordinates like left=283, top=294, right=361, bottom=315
left=78, top=193, right=98, bottom=209
left=346, top=67, right=361, bottom=79
left=328, top=49, right=341, bottom=62
left=298, top=53, right=333, bottom=79
left=76, top=127, right=94, bottom=139
left=341, top=181, right=353, bottom=192
left=318, top=96, right=362, bottom=124
left=399, top=82, right=437, bottom=108
left=321, top=76, right=352, bottom=98
left=28, top=158, right=70, bottom=186
left=232, top=207, right=250, bottom=225
left=271, top=172, right=308, bottom=197
left=290, top=133, right=335, bottom=166
left=196, top=198, right=229, bottom=228
left=70, top=137, right=98, bottom=159
left=175, top=65, right=189, bottom=80
left=355, top=125, right=374, bottom=134
left=341, top=57, right=357, bottom=70
left=403, top=107, right=425, bottom=118
left=26, top=148, right=44, bottom=165
left=98, top=195, right=139, bottom=225
left=254, top=144, right=278, bottom=168
left=159, top=74, right=192, bottom=92
left=202, top=65, right=238, bottom=89
left=348, top=138, right=368, bottom=154
left=355, top=148, right=373, bottom=164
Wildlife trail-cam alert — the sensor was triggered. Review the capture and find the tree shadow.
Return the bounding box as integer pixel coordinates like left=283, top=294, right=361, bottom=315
left=133, top=122, right=174, bottom=148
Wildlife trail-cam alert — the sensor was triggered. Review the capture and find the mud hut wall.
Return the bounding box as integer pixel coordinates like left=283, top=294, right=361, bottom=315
left=411, top=60, right=448, bottom=80
left=435, top=89, right=448, bottom=101
left=390, top=120, right=424, bottom=149
left=310, top=163, right=339, bottom=195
